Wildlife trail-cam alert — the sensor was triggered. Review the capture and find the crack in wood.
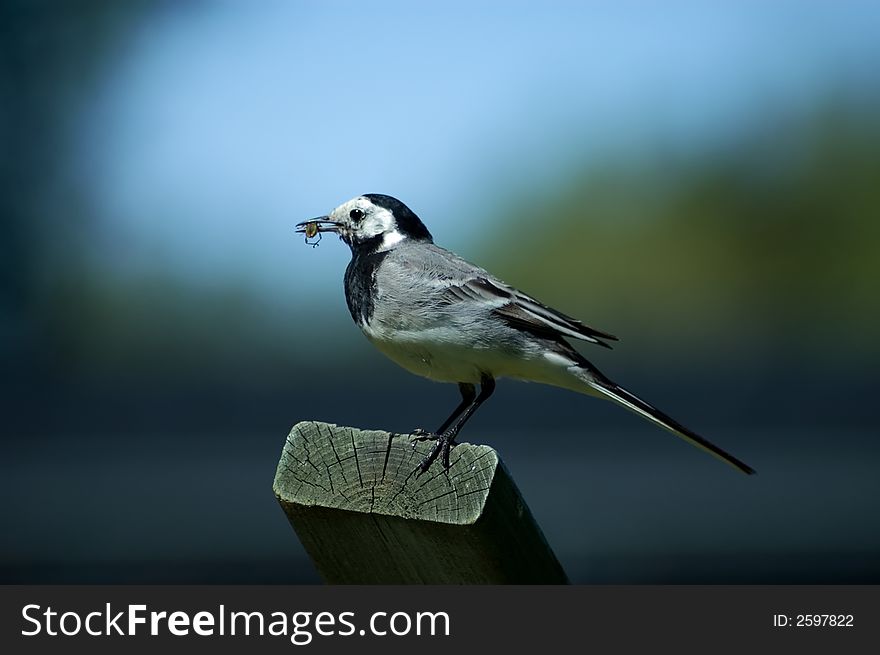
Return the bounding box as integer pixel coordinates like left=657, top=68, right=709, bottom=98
left=381, top=433, right=394, bottom=482
left=325, top=464, right=334, bottom=494
left=284, top=464, right=330, bottom=494
left=299, top=424, right=312, bottom=443
left=413, top=461, right=454, bottom=491
left=416, top=486, right=459, bottom=509
left=350, top=427, right=364, bottom=488
left=391, top=436, right=415, bottom=482
left=455, top=485, right=493, bottom=499
left=388, top=463, right=418, bottom=507
left=326, top=424, right=348, bottom=484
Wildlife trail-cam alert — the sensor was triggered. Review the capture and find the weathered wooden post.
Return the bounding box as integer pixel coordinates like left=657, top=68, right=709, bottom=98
left=273, top=421, right=568, bottom=584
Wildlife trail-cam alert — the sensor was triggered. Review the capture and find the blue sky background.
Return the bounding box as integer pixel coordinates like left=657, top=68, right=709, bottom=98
left=73, top=0, right=880, bottom=303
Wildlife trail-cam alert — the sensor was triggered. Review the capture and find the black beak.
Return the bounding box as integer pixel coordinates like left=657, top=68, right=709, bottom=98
left=295, top=216, right=343, bottom=234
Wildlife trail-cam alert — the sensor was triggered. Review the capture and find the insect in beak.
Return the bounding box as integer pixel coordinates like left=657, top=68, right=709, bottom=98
left=295, top=217, right=342, bottom=247
left=303, top=221, right=321, bottom=246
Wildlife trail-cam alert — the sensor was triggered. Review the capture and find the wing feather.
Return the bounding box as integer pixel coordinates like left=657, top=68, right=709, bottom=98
left=440, top=275, right=618, bottom=349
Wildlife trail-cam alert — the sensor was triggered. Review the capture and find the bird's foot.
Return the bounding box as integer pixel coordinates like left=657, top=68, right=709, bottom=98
left=409, top=428, right=436, bottom=444
left=408, top=429, right=457, bottom=475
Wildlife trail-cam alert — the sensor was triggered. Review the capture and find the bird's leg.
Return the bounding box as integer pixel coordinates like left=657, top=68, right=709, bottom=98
left=411, top=383, right=476, bottom=442
left=436, top=382, right=478, bottom=434
left=413, top=376, right=495, bottom=474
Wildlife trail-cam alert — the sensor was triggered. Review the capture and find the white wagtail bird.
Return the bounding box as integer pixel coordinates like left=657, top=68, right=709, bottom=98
left=296, top=194, right=754, bottom=475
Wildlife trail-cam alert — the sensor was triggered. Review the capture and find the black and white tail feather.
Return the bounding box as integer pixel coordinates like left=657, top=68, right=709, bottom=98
left=576, top=363, right=755, bottom=475
left=485, top=278, right=755, bottom=475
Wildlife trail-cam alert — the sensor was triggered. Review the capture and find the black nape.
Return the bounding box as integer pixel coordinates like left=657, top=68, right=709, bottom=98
left=364, top=193, right=433, bottom=242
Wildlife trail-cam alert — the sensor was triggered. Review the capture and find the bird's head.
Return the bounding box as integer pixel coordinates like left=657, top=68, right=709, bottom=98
left=297, top=194, right=433, bottom=254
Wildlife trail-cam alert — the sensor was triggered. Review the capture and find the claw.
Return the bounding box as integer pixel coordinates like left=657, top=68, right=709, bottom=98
left=409, top=427, right=440, bottom=447
left=412, top=431, right=457, bottom=475
left=442, top=440, right=452, bottom=472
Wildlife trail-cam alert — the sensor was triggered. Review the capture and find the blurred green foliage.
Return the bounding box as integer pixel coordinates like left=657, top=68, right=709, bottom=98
left=481, top=103, right=880, bottom=360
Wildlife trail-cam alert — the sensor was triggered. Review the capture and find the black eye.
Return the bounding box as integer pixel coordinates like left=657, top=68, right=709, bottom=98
left=349, top=208, right=365, bottom=221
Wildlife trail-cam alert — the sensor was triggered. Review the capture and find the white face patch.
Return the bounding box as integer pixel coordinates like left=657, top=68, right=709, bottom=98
left=358, top=204, right=395, bottom=238
left=329, top=196, right=400, bottom=247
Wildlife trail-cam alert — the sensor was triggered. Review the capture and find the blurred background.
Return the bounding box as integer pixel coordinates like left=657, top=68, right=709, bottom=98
left=2, top=0, right=879, bottom=583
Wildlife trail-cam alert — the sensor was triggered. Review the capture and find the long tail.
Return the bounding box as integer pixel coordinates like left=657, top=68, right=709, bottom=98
left=576, top=367, right=755, bottom=475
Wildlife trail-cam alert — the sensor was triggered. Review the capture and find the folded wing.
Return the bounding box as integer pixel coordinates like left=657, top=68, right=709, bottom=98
left=442, top=276, right=618, bottom=349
